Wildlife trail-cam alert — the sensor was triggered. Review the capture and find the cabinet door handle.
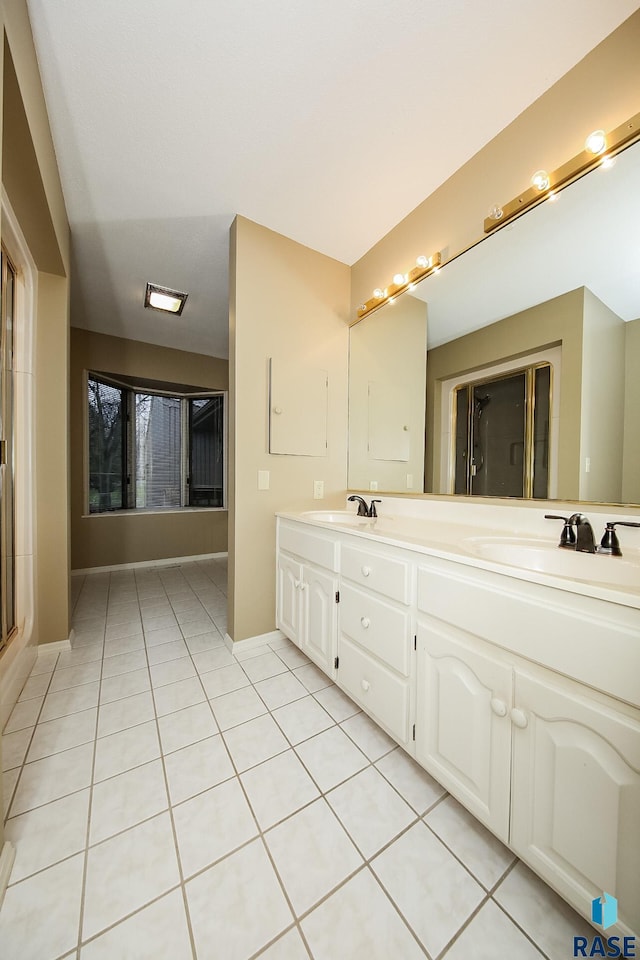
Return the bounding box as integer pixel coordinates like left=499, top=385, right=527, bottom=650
left=490, top=697, right=508, bottom=718
left=361, top=679, right=370, bottom=692
left=360, top=617, right=370, bottom=629
left=299, top=582, right=307, bottom=591
left=361, top=566, right=371, bottom=577
left=294, top=579, right=301, bottom=589
left=510, top=708, right=528, bottom=729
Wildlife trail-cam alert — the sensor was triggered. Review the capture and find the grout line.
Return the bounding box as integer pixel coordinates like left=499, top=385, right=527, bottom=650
left=75, top=572, right=109, bottom=954
left=9, top=560, right=550, bottom=960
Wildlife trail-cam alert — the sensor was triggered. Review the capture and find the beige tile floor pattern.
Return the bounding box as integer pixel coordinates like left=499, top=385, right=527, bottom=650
left=0, top=558, right=596, bottom=960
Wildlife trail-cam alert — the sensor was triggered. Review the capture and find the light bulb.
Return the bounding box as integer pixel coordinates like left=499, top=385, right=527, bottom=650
left=359, top=303, right=367, bottom=312
left=531, top=170, right=550, bottom=191
left=387, top=296, right=395, bottom=304
left=373, top=288, right=385, bottom=299
left=585, top=129, right=607, bottom=155
left=600, top=155, right=616, bottom=169
left=488, top=204, right=504, bottom=221
left=416, top=255, right=429, bottom=269
left=547, top=191, right=558, bottom=203
left=393, top=273, right=406, bottom=286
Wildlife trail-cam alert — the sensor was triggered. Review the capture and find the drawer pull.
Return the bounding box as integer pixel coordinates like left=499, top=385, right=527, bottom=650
left=361, top=679, right=370, bottom=692
left=360, top=617, right=370, bottom=629
left=361, top=565, right=371, bottom=577
left=490, top=697, right=508, bottom=718
left=510, top=708, right=528, bottom=729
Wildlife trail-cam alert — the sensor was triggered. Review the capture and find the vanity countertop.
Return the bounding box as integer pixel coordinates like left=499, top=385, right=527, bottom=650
left=277, top=508, right=640, bottom=612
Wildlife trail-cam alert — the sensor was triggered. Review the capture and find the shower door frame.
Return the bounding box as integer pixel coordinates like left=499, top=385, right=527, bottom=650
left=451, top=361, right=553, bottom=498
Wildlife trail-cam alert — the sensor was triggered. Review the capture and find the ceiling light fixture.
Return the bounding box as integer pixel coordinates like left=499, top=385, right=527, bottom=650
left=355, top=251, right=442, bottom=324
left=484, top=110, right=640, bottom=235
left=144, top=282, right=189, bottom=315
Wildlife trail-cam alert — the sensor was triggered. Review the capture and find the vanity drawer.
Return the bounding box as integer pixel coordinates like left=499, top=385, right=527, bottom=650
left=341, top=544, right=410, bottom=604
left=340, top=583, right=410, bottom=676
left=278, top=522, right=338, bottom=571
left=337, top=635, right=411, bottom=746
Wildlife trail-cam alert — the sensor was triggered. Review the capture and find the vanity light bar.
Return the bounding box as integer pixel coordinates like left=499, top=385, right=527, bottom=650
left=355, top=251, right=442, bottom=324
left=484, top=111, right=640, bottom=234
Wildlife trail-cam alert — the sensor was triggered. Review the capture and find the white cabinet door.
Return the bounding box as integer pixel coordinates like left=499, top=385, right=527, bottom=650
left=416, top=621, right=512, bottom=841
left=276, top=552, right=303, bottom=647
left=511, top=671, right=640, bottom=937
left=301, top=564, right=337, bottom=674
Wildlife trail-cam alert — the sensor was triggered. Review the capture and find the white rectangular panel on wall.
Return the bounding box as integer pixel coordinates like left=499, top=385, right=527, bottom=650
left=269, top=358, right=328, bottom=456
left=368, top=381, right=411, bottom=461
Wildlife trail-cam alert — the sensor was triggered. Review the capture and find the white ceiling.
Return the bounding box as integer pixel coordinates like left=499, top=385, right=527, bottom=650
left=26, top=0, right=639, bottom=359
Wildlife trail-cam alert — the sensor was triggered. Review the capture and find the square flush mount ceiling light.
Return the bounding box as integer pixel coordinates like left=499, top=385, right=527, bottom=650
left=144, top=282, right=188, bottom=315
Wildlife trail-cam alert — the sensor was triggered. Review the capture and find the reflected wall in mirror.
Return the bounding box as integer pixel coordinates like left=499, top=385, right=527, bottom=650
left=348, top=296, right=427, bottom=492
left=348, top=140, right=640, bottom=506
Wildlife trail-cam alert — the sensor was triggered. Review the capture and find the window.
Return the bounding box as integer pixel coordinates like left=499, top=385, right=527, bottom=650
left=87, top=374, right=225, bottom=513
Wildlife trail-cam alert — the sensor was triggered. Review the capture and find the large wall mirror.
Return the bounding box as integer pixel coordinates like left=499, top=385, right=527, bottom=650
left=348, top=139, right=640, bottom=506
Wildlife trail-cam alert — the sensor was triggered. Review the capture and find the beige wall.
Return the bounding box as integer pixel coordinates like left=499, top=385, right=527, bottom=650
left=70, top=328, right=229, bottom=570
left=0, top=0, right=71, bottom=849
left=622, top=318, right=640, bottom=502
left=426, top=289, right=585, bottom=499
left=2, top=5, right=70, bottom=655
left=229, top=216, right=350, bottom=643
left=580, top=290, right=625, bottom=502
left=351, top=11, right=640, bottom=320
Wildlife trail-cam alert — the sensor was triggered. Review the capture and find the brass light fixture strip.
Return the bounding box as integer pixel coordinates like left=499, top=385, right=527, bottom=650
left=353, top=251, right=442, bottom=325
left=484, top=111, right=640, bottom=234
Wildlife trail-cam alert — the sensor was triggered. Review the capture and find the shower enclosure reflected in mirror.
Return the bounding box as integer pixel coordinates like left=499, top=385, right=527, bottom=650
left=347, top=139, right=640, bottom=505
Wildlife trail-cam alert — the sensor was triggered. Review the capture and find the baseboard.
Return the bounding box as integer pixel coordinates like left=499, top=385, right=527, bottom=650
left=0, top=842, right=16, bottom=910
left=72, top=552, right=228, bottom=576
left=224, top=629, right=285, bottom=655
left=38, top=636, right=73, bottom=654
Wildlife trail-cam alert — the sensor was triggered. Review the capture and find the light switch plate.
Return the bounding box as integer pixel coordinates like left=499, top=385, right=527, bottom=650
left=313, top=480, right=324, bottom=500
left=258, top=470, right=270, bottom=490
left=369, top=480, right=378, bottom=491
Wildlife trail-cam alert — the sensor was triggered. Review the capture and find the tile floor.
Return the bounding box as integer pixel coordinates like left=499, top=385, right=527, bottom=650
left=1, top=558, right=596, bottom=959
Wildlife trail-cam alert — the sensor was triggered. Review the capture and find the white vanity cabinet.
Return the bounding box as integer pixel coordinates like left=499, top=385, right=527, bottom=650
left=415, top=623, right=513, bottom=840
left=275, top=513, right=640, bottom=935
left=335, top=542, right=414, bottom=750
left=276, top=521, right=339, bottom=675
left=510, top=669, right=640, bottom=934
left=416, top=556, right=640, bottom=936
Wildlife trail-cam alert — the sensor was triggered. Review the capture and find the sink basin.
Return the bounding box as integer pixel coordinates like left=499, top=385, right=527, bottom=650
left=467, top=537, right=640, bottom=589
left=301, top=510, right=368, bottom=525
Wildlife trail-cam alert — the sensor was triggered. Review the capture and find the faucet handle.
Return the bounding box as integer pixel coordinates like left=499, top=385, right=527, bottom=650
left=369, top=500, right=382, bottom=518
left=598, top=520, right=640, bottom=557
left=544, top=514, right=577, bottom=548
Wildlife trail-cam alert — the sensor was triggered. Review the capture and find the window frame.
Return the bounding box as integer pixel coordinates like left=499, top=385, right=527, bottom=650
left=84, top=371, right=227, bottom=515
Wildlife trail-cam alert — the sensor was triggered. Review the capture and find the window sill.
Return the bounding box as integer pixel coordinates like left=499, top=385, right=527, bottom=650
left=82, top=507, right=227, bottom=519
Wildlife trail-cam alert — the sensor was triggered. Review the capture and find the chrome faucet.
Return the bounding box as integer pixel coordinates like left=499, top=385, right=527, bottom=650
left=347, top=495, right=381, bottom=518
